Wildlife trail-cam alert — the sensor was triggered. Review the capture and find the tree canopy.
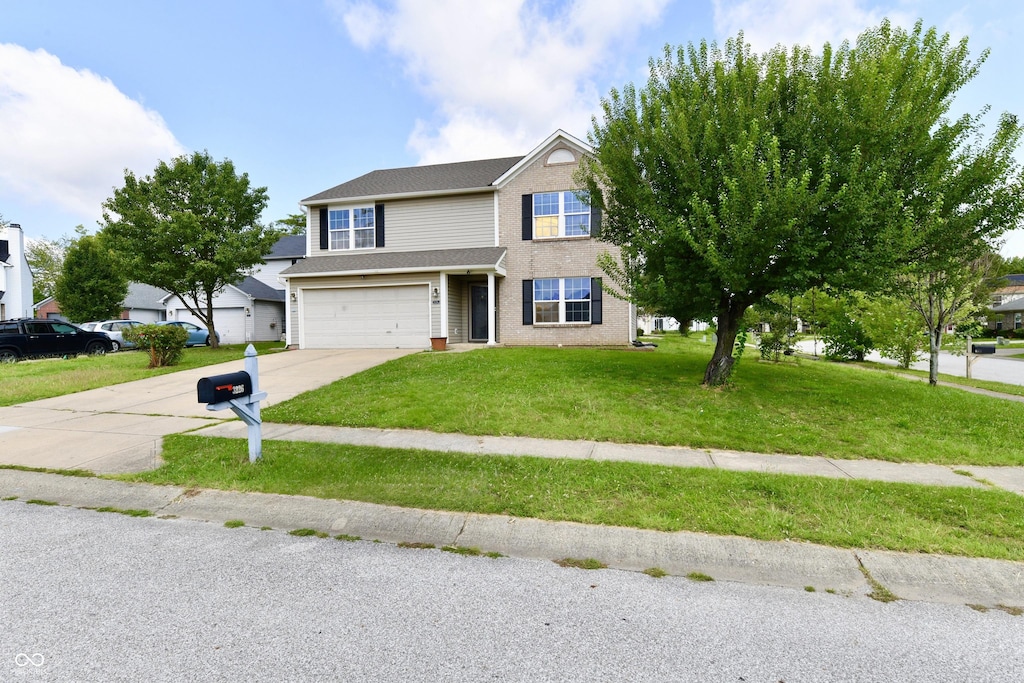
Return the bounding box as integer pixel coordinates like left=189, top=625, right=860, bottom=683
left=101, top=151, right=274, bottom=348
left=53, top=232, right=128, bottom=323
left=579, top=20, right=1023, bottom=385
left=272, top=213, right=307, bottom=235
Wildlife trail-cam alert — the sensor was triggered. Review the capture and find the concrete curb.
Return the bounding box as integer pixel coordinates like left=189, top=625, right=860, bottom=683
left=4, top=469, right=1022, bottom=609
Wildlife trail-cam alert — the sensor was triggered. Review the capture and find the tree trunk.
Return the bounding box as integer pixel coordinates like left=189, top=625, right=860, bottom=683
left=206, top=292, right=220, bottom=349
left=703, top=307, right=743, bottom=386
left=928, top=325, right=942, bottom=386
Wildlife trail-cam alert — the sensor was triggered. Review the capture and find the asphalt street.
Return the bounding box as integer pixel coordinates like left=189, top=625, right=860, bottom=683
left=4, top=501, right=1023, bottom=683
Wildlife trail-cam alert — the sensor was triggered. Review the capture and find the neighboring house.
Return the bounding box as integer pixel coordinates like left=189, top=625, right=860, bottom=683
left=987, top=274, right=1024, bottom=332
left=252, top=234, right=306, bottom=290
left=162, top=276, right=286, bottom=345
left=35, top=282, right=171, bottom=324
left=280, top=130, right=635, bottom=349
left=159, top=233, right=301, bottom=344
left=0, top=223, right=34, bottom=321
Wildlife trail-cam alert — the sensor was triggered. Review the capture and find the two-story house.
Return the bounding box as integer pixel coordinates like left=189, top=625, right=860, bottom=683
left=0, top=223, right=34, bottom=321
left=280, top=131, right=634, bottom=349
left=989, top=274, right=1024, bottom=332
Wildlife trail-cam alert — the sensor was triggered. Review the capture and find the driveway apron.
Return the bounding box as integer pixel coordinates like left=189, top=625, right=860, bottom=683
left=0, top=348, right=417, bottom=473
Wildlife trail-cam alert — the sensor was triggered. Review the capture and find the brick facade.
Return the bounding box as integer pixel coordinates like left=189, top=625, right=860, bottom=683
left=497, top=143, right=632, bottom=346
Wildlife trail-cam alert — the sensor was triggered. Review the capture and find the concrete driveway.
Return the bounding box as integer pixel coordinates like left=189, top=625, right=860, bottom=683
left=0, top=348, right=418, bottom=474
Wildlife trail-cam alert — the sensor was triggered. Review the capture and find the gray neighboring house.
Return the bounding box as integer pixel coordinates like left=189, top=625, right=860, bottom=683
left=988, top=274, right=1024, bottom=332
left=34, top=282, right=170, bottom=324
left=122, top=282, right=171, bottom=323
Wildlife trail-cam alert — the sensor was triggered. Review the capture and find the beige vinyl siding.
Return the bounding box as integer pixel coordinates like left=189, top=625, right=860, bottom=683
left=308, top=193, right=495, bottom=257
left=447, top=279, right=467, bottom=343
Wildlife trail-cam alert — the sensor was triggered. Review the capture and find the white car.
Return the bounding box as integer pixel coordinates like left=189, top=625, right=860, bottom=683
left=84, top=320, right=145, bottom=352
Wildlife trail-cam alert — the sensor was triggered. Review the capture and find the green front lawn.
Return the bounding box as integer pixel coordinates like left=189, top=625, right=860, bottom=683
left=123, top=435, right=1024, bottom=561
left=264, top=336, right=1024, bottom=466
left=0, top=342, right=285, bottom=406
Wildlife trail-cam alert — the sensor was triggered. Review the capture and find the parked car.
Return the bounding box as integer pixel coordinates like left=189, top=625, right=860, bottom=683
left=84, top=319, right=146, bottom=352
left=155, top=321, right=220, bottom=347
left=76, top=322, right=100, bottom=332
left=0, top=319, right=113, bottom=362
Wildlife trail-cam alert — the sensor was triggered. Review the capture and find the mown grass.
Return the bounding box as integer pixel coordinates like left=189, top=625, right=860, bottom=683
left=263, top=336, right=1024, bottom=466
left=122, top=435, right=1024, bottom=561
left=0, top=342, right=286, bottom=406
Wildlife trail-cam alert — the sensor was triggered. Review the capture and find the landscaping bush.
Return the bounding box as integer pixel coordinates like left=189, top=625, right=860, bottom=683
left=123, top=324, right=189, bottom=368
left=822, top=315, right=873, bottom=361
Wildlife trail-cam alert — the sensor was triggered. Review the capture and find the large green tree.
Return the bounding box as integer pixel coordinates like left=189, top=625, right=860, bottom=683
left=580, top=21, right=1021, bottom=385
left=53, top=232, right=128, bottom=323
left=102, top=151, right=274, bottom=348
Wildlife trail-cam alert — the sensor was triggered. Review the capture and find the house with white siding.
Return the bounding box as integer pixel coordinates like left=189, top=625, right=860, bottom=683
left=0, top=223, right=34, bottom=321
left=161, top=234, right=302, bottom=344
left=280, top=130, right=635, bottom=349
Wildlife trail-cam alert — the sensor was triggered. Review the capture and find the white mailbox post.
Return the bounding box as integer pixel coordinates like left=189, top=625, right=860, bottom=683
left=197, top=344, right=267, bottom=463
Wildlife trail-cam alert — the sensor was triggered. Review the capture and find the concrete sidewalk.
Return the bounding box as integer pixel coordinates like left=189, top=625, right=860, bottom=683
left=2, top=468, right=1021, bottom=609
left=193, top=421, right=1024, bottom=497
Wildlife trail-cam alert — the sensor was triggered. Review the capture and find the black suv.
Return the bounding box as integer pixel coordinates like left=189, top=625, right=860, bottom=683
left=0, top=319, right=113, bottom=362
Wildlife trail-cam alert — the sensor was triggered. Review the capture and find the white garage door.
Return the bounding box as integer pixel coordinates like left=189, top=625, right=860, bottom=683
left=302, top=286, right=430, bottom=349
left=174, top=308, right=246, bottom=345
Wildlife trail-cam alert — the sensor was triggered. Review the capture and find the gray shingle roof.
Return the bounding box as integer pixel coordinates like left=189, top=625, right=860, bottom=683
left=235, top=276, right=285, bottom=302
left=266, top=234, right=306, bottom=259
left=302, top=157, right=524, bottom=204
left=123, top=282, right=171, bottom=309
left=281, top=247, right=507, bottom=277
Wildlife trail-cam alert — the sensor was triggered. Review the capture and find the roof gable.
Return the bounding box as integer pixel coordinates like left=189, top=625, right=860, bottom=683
left=492, top=129, right=592, bottom=188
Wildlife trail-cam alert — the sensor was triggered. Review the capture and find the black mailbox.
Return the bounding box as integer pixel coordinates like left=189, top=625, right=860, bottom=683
left=972, top=344, right=996, bottom=355
left=197, top=371, right=253, bottom=404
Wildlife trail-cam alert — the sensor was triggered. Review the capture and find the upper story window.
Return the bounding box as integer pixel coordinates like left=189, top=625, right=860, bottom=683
left=328, top=207, right=376, bottom=250
left=533, top=191, right=590, bottom=238
left=522, top=191, right=599, bottom=241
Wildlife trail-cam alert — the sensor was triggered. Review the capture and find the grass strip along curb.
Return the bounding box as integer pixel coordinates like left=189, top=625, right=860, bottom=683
left=119, top=435, right=1024, bottom=562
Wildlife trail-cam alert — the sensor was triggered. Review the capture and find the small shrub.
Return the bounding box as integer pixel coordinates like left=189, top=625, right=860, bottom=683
left=686, top=571, right=714, bottom=582
left=224, top=519, right=245, bottom=528
left=643, top=567, right=668, bottom=578
left=123, top=324, right=188, bottom=368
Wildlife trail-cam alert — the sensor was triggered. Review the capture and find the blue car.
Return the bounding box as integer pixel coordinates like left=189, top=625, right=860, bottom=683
left=154, top=321, right=220, bottom=347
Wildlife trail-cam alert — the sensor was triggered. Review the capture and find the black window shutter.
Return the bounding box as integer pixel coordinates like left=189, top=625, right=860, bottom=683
left=591, top=278, right=603, bottom=324
left=522, top=279, right=533, bottom=325
left=375, top=203, right=385, bottom=247
left=319, top=208, right=328, bottom=250
left=590, top=203, right=601, bottom=238
left=522, top=194, right=533, bottom=241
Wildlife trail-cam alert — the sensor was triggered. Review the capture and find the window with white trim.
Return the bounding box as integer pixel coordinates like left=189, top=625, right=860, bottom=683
left=534, top=277, right=591, bottom=323
left=328, top=206, right=375, bottom=250
left=533, top=191, right=591, bottom=238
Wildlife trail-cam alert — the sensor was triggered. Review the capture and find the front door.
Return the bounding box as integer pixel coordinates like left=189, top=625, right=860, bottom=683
left=470, top=285, right=488, bottom=341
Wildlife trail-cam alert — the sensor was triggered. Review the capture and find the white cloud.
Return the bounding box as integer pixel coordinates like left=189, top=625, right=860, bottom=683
left=329, top=0, right=669, bottom=163
left=712, top=0, right=915, bottom=52
left=0, top=44, right=185, bottom=221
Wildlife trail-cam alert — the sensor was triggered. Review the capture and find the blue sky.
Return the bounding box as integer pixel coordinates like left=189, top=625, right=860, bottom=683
left=2, top=0, right=1022, bottom=255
